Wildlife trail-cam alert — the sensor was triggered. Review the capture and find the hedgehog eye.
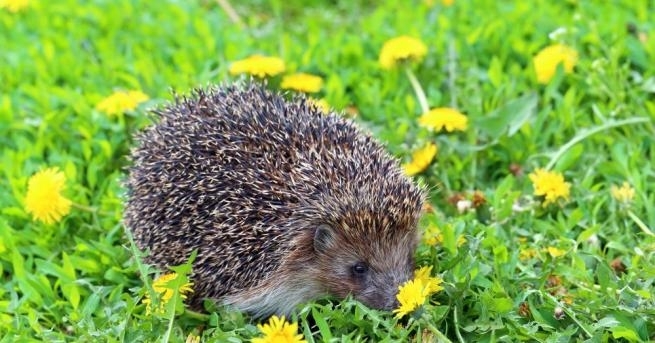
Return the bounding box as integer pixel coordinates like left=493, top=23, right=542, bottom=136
left=351, top=262, right=369, bottom=277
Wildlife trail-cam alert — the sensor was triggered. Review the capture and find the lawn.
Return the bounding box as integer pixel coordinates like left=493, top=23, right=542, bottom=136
left=1, top=0, right=654, bottom=342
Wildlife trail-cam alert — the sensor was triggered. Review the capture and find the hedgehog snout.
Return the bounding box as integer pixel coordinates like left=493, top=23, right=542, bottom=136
left=383, top=272, right=410, bottom=310
left=358, top=268, right=412, bottom=311
left=385, top=291, right=401, bottom=310
left=372, top=283, right=402, bottom=310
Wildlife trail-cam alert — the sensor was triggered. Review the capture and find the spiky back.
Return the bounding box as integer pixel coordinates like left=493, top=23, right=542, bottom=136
left=124, top=83, right=425, bottom=305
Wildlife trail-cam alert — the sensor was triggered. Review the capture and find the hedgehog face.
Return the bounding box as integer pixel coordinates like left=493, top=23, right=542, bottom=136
left=344, top=236, right=417, bottom=310
left=312, top=221, right=419, bottom=311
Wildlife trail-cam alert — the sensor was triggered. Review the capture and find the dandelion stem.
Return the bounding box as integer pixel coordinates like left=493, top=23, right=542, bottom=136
left=162, top=309, right=175, bottom=343
left=453, top=305, right=465, bottom=343
left=404, top=66, right=430, bottom=114
left=184, top=309, right=210, bottom=321
left=71, top=202, right=97, bottom=212
left=545, top=117, right=650, bottom=170
left=447, top=38, right=458, bottom=108
left=215, top=0, right=245, bottom=30
left=125, top=228, right=152, bottom=293
left=124, top=227, right=159, bottom=315
left=627, top=210, right=655, bottom=237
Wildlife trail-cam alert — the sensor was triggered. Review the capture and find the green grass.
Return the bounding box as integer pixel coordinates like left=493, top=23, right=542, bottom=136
left=2, top=0, right=655, bottom=341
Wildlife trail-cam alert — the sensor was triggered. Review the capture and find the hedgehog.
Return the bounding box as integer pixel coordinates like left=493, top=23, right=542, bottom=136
left=123, top=82, right=426, bottom=318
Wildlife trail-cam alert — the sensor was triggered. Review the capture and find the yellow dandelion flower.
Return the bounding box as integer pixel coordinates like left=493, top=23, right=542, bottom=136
left=0, top=0, right=29, bottom=12
left=24, top=167, right=72, bottom=224
left=611, top=182, right=635, bottom=204
left=546, top=246, right=566, bottom=258
left=425, top=0, right=454, bottom=5
left=533, top=44, right=578, bottom=84
left=393, top=279, right=430, bottom=318
left=308, top=98, right=331, bottom=113
left=185, top=334, right=200, bottom=343
left=379, top=36, right=428, bottom=69
left=142, top=272, right=193, bottom=315
left=414, top=266, right=444, bottom=294
left=403, top=143, right=438, bottom=176
left=563, top=296, right=574, bottom=305
left=519, top=248, right=537, bottom=261
left=252, top=315, right=307, bottom=343
left=229, top=55, right=286, bottom=78
left=96, top=90, right=149, bottom=116
left=422, top=225, right=443, bottom=246
left=418, top=107, right=468, bottom=132
left=281, top=73, right=324, bottom=93
left=528, top=168, right=571, bottom=206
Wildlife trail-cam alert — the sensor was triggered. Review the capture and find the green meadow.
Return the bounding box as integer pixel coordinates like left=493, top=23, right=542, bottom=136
left=1, top=0, right=654, bottom=341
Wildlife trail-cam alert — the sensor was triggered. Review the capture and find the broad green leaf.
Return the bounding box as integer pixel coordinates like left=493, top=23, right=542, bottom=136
left=554, top=143, right=584, bottom=171
left=491, top=296, right=513, bottom=314
left=62, top=252, right=77, bottom=280
left=493, top=245, right=508, bottom=264
left=312, top=307, right=333, bottom=341
left=61, top=252, right=80, bottom=309
left=475, top=93, right=538, bottom=140
left=596, top=262, right=613, bottom=291
left=610, top=326, right=640, bottom=342
left=488, top=56, right=503, bottom=88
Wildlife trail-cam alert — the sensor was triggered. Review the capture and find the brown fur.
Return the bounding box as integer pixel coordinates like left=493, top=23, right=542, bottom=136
left=123, top=83, right=425, bottom=317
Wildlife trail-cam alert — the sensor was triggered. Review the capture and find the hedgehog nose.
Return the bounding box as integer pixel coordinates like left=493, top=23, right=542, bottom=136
left=384, top=289, right=400, bottom=310
left=388, top=297, right=400, bottom=310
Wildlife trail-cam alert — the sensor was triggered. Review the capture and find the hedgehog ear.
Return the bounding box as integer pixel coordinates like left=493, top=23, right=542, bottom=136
left=313, top=224, right=335, bottom=253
